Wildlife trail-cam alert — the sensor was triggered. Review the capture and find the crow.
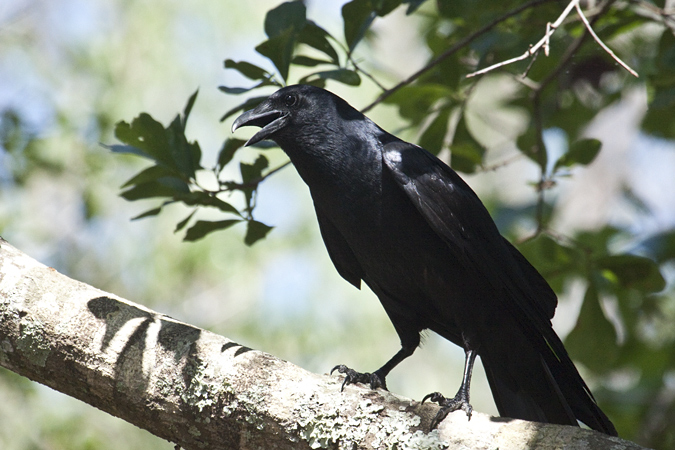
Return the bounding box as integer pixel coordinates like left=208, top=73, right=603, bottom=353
left=232, top=84, right=617, bottom=435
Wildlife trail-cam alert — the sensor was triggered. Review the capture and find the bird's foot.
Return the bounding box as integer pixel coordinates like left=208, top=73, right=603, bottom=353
left=422, top=391, right=473, bottom=430
left=330, top=365, right=387, bottom=391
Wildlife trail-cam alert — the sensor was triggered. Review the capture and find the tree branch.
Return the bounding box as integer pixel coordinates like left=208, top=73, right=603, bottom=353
left=466, top=0, right=638, bottom=79
left=361, top=0, right=556, bottom=113
left=0, top=238, right=646, bottom=449
left=525, top=0, right=615, bottom=236
left=573, top=1, right=638, bottom=77
left=466, top=0, right=578, bottom=79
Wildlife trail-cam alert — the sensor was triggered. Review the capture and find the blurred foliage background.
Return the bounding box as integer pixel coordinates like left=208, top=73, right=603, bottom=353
left=1, top=0, right=675, bottom=449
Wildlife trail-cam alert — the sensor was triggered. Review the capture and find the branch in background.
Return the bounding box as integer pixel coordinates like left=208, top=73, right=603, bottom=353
left=220, top=160, right=292, bottom=191
left=574, top=1, right=639, bottom=77
left=479, top=152, right=526, bottom=172
left=0, top=238, right=647, bottom=450
left=526, top=0, right=613, bottom=236
left=631, top=0, right=675, bottom=33
left=466, top=0, right=638, bottom=79
left=361, top=0, right=555, bottom=113
left=466, top=0, right=578, bottom=79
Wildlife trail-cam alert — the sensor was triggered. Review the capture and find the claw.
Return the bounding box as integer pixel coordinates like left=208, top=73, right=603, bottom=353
left=330, top=364, right=345, bottom=375
left=422, top=391, right=444, bottom=404
left=423, top=391, right=473, bottom=430
left=330, top=364, right=386, bottom=391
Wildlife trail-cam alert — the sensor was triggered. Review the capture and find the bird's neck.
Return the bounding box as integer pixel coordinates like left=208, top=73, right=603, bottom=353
left=277, top=119, right=384, bottom=191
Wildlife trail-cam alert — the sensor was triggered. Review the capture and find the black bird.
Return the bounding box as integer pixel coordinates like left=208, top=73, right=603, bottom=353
left=232, top=84, right=617, bottom=435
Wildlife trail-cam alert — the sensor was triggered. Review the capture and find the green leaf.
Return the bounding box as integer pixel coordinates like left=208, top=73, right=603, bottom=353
left=575, top=226, right=623, bottom=255
left=298, top=22, right=339, bottom=64
left=120, top=178, right=189, bottom=201
left=256, top=30, right=297, bottom=82
left=219, top=86, right=256, bottom=95
left=383, top=84, right=452, bottom=122
left=218, top=80, right=278, bottom=95
left=114, top=114, right=175, bottom=169
left=553, top=138, right=601, bottom=171
left=175, top=191, right=242, bottom=216
left=642, top=86, right=675, bottom=138
left=450, top=113, right=484, bottom=173
left=564, top=282, right=619, bottom=373
left=121, top=165, right=178, bottom=188
left=403, top=0, right=426, bottom=14
left=240, top=154, right=269, bottom=184
left=113, top=108, right=202, bottom=179
left=437, top=0, right=471, bottom=19
left=342, top=0, right=377, bottom=52
left=224, top=59, right=273, bottom=81
left=292, top=55, right=333, bottom=67
left=181, top=89, right=198, bottom=129
left=216, top=138, right=246, bottom=172
left=299, top=69, right=361, bottom=86
left=547, top=93, right=599, bottom=142
left=184, top=220, right=242, bottom=242
left=105, top=144, right=150, bottom=159
left=264, top=1, right=306, bottom=38
left=245, top=220, right=274, bottom=246
left=174, top=210, right=197, bottom=232
left=255, top=1, right=309, bottom=82
left=131, top=206, right=164, bottom=220
left=596, top=254, right=666, bottom=293
left=516, top=125, right=546, bottom=167
left=374, top=0, right=402, bottom=16
left=220, top=96, right=268, bottom=122
left=166, top=115, right=202, bottom=178
left=418, top=107, right=450, bottom=155
left=640, top=230, right=675, bottom=264
left=655, top=28, right=675, bottom=74
left=516, top=233, right=581, bottom=292
left=240, top=154, right=269, bottom=213
left=0, top=109, right=22, bottom=153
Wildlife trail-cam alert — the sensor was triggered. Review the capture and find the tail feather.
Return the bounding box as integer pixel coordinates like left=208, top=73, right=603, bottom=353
left=545, top=350, right=617, bottom=435
left=480, top=331, right=617, bottom=436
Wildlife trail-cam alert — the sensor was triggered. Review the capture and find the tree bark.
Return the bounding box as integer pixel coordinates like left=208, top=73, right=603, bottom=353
left=0, top=238, right=646, bottom=450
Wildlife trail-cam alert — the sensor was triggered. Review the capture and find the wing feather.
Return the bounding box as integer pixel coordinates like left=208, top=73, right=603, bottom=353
left=382, top=140, right=557, bottom=331
left=314, top=204, right=364, bottom=289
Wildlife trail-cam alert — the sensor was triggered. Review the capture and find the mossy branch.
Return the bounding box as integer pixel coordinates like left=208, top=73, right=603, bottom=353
left=0, top=239, right=645, bottom=450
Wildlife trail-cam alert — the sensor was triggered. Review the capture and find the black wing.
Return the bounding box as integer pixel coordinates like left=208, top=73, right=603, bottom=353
left=381, top=140, right=557, bottom=328
left=314, top=203, right=364, bottom=289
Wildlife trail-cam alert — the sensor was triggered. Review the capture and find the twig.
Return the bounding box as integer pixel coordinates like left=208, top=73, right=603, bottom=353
left=333, top=36, right=389, bottom=92
left=466, top=0, right=639, bottom=79
left=348, top=56, right=388, bottom=92
left=479, top=152, right=525, bottom=172
left=532, top=90, right=547, bottom=234
left=522, top=47, right=541, bottom=79
left=526, top=0, right=614, bottom=235
left=361, top=0, right=556, bottom=113
left=574, top=2, right=639, bottom=77
left=466, top=0, right=579, bottom=78
left=630, top=0, right=675, bottom=32
left=220, top=160, right=292, bottom=191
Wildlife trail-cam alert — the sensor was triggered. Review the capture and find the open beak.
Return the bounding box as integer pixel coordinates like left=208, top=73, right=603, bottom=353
left=231, top=103, right=288, bottom=147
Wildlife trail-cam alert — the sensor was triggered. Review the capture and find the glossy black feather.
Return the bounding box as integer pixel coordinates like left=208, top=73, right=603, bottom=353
left=232, top=84, right=617, bottom=436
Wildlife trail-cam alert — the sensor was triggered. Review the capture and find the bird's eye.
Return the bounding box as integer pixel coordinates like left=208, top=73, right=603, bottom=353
left=284, top=94, right=297, bottom=107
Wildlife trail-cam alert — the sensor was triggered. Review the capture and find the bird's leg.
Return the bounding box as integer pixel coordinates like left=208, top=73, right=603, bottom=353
left=423, top=348, right=477, bottom=429
left=331, top=364, right=388, bottom=391
left=331, top=336, right=418, bottom=391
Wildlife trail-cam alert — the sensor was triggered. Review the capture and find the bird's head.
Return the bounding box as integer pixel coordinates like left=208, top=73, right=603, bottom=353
left=231, top=84, right=360, bottom=147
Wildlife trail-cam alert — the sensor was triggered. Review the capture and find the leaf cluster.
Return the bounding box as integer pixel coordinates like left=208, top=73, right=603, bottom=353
left=108, top=91, right=272, bottom=245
